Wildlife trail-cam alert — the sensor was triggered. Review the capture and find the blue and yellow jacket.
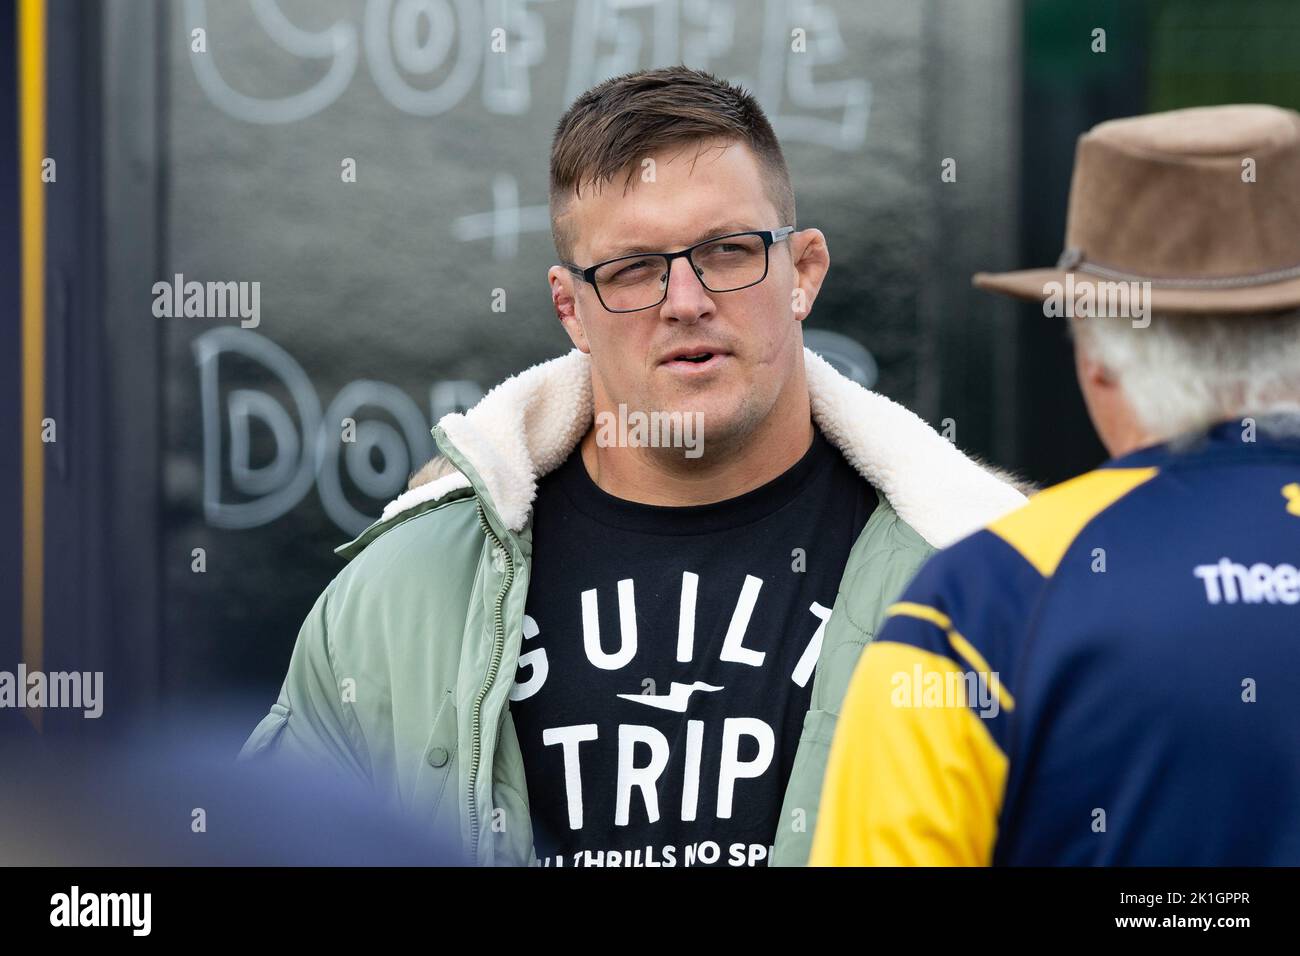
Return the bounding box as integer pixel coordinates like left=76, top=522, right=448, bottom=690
left=811, top=419, right=1300, bottom=865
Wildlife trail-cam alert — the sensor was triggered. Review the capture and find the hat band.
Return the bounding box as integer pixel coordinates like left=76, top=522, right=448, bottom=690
left=1056, top=248, right=1300, bottom=289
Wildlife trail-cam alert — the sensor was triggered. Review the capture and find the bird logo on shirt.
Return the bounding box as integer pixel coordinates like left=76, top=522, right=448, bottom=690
left=1283, top=482, right=1300, bottom=517
left=618, top=681, right=725, bottom=712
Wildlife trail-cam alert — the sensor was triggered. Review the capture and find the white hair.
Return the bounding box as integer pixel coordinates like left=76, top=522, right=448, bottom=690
left=1070, top=309, right=1300, bottom=440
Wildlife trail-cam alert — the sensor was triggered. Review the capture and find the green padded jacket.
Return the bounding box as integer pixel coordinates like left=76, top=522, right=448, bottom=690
left=239, top=347, right=1024, bottom=866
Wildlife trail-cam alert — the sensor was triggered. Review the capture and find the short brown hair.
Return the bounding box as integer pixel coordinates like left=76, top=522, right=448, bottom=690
left=549, top=64, right=796, bottom=263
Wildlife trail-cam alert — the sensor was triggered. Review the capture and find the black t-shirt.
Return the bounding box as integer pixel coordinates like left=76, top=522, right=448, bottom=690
left=509, top=425, right=875, bottom=867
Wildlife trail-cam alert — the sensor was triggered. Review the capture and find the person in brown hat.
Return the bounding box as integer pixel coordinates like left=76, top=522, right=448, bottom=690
left=810, top=104, right=1300, bottom=865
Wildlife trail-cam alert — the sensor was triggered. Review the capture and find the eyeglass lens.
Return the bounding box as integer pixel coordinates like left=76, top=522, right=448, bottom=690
left=592, top=233, right=768, bottom=311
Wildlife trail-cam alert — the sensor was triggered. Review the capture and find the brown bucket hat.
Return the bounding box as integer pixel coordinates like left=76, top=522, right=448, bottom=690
left=973, top=104, right=1300, bottom=314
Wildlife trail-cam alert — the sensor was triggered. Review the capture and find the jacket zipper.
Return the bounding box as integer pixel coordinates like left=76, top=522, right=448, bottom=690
left=468, top=501, right=514, bottom=863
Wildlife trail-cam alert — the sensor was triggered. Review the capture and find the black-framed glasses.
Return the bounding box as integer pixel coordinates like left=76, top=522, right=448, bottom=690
left=562, top=226, right=795, bottom=313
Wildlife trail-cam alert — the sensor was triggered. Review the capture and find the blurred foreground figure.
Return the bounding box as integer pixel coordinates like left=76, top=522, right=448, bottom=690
left=813, top=105, right=1300, bottom=865
left=0, top=703, right=463, bottom=865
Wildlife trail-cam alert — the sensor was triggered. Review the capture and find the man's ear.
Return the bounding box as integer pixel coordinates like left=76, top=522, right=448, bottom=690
left=1072, top=326, right=1115, bottom=389
left=790, top=228, right=830, bottom=322
left=1083, top=353, right=1115, bottom=388
left=549, top=266, right=590, bottom=353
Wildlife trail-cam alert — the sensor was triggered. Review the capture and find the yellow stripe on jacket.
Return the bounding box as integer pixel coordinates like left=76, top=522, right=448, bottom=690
left=809, top=640, right=1008, bottom=866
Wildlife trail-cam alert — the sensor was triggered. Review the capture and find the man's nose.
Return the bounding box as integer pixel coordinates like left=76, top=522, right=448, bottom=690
left=659, top=256, right=714, bottom=322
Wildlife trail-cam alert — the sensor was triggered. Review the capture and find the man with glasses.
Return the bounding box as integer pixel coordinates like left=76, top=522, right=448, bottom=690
left=241, top=65, right=1025, bottom=867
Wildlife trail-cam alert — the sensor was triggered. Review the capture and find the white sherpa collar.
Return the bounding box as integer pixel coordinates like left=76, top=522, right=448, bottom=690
left=380, top=347, right=1025, bottom=548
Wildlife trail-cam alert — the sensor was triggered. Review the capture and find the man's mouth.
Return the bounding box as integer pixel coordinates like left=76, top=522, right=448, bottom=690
left=661, top=346, right=731, bottom=368
left=661, top=350, right=731, bottom=374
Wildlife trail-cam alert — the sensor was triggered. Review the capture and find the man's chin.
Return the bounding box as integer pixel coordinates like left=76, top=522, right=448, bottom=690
left=647, top=390, right=739, bottom=427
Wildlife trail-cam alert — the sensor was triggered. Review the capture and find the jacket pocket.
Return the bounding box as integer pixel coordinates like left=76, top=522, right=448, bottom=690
left=237, top=702, right=291, bottom=761
left=771, top=707, right=839, bottom=866
left=413, top=690, right=458, bottom=830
